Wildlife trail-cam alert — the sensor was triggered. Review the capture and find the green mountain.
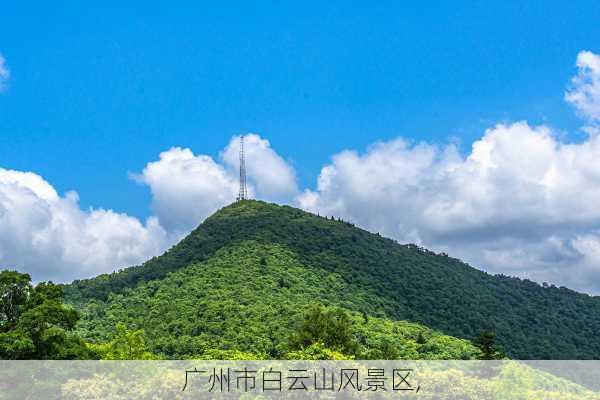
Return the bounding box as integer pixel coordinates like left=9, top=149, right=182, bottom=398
left=66, top=200, right=600, bottom=359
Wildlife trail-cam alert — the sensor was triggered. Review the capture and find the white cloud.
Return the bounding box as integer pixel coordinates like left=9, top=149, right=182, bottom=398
left=0, top=53, right=9, bottom=91
left=134, top=134, right=298, bottom=235
left=133, top=147, right=239, bottom=235
left=571, top=233, right=600, bottom=287
left=566, top=51, right=600, bottom=124
left=0, top=168, right=168, bottom=283
left=297, top=51, right=600, bottom=293
left=297, top=122, right=600, bottom=293
left=221, top=134, right=298, bottom=201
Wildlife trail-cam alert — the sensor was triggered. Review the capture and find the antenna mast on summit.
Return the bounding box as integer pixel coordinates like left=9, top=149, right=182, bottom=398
left=237, top=135, right=248, bottom=201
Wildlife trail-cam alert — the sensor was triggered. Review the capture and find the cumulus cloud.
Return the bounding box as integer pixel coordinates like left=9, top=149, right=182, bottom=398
left=221, top=134, right=298, bottom=201
left=566, top=51, right=600, bottom=124
left=297, top=121, right=600, bottom=293
left=133, top=147, right=239, bottom=234
left=134, top=134, right=298, bottom=235
left=0, top=168, right=168, bottom=283
left=0, top=53, right=9, bottom=91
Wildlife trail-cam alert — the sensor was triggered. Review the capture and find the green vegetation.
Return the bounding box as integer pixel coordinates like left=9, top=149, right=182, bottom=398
left=0, top=270, right=94, bottom=359
left=72, top=241, right=477, bottom=359
left=65, top=200, right=600, bottom=359
left=474, top=331, right=505, bottom=360
left=87, top=323, right=157, bottom=360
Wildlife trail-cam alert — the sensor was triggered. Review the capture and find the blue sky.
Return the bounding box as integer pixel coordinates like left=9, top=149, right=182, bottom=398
left=1, top=1, right=598, bottom=219
left=2, top=2, right=600, bottom=292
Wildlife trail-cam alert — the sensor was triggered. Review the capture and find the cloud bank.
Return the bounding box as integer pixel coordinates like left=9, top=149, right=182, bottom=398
left=297, top=50, right=600, bottom=294
left=297, top=122, right=600, bottom=293
left=0, top=169, right=167, bottom=282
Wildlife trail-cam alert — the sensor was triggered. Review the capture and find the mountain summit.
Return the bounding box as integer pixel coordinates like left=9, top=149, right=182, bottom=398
left=66, top=200, right=600, bottom=359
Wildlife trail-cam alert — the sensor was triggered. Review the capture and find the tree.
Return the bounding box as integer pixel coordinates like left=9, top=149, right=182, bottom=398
left=0, top=271, right=32, bottom=331
left=0, top=270, right=95, bottom=359
left=259, top=257, right=268, bottom=274
left=88, top=323, right=158, bottom=360
left=289, top=304, right=358, bottom=355
left=474, top=331, right=504, bottom=360
left=416, top=331, right=427, bottom=345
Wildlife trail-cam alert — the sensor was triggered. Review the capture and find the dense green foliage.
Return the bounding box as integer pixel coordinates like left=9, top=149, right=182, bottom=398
left=66, top=200, right=600, bottom=359
left=73, top=241, right=477, bottom=359
left=0, top=271, right=95, bottom=359
left=87, top=323, right=157, bottom=360
left=474, top=331, right=505, bottom=360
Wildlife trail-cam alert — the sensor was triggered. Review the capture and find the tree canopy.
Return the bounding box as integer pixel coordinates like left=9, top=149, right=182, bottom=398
left=0, top=270, right=94, bottom=359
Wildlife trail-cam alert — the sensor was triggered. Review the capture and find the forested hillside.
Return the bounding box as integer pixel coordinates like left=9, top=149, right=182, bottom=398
left=66, top=200, right=600, bottom=359
left=73, top=241, right=478, bottom=359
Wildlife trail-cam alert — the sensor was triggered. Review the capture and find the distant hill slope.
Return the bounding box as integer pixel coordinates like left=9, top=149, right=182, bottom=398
left=66, top=200, right=600, bottom=359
